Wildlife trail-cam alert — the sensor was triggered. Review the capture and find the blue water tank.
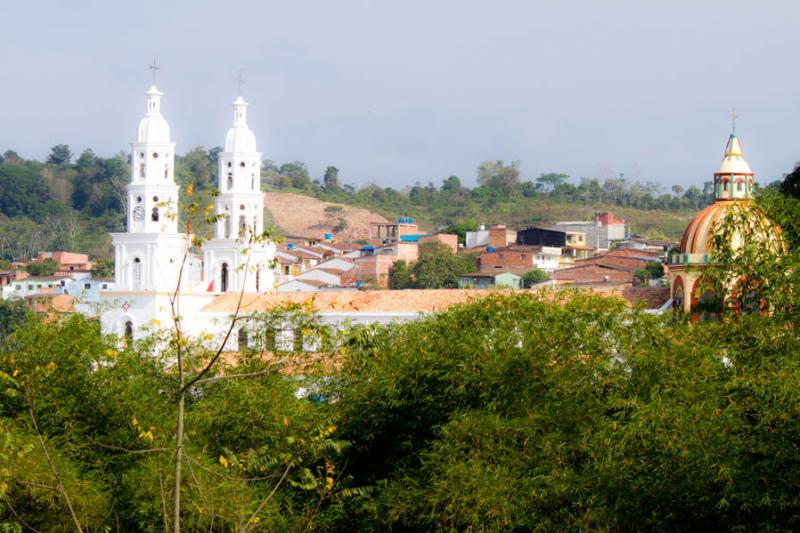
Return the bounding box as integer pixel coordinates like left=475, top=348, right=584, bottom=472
left=356, top=280, right=364, bottom=288
left=324, top=233, right=332, bottom=241
left=487, top=245, right=495, bottom=252
left=287, top=243, right=295, bottom=250
left=408, top=218, right=414, bottom=224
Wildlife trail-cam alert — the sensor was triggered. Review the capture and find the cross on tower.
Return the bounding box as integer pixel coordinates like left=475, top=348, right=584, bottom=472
left=235, top=69, right=246, bottom=95
left=149, top=57, right=160, bottom=84
left=730, top=105, right=738, bottom=133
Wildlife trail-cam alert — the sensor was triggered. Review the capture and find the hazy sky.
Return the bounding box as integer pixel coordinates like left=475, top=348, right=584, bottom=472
left=1, top=1, right=799, bottom=190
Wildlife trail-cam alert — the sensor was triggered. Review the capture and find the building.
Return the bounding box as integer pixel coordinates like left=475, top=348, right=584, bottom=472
left=458, top=272, right=521, bottom=289
left=479, top=244, right=561, bottom=275
left=465, top=224, right=517, bottom=250
left=553, top=212, right=626, bottom=250
left=515, top=226, right=593, bottom=264
left=667, top=132, right=784, bottom=314
left=30, top=252, right=94, bottom=278
left=201, top=96, right=275, bottom=293
left=100, top=83, right=276, bottom=339
left=109, top=85, right=196, bottom=294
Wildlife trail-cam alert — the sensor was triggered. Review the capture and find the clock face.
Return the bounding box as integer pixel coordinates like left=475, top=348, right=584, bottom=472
left=132, top=206, right=145, bottom=221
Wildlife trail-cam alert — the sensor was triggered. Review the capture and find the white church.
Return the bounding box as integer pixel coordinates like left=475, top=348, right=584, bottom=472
left=100, top=83, right=276, bottom=341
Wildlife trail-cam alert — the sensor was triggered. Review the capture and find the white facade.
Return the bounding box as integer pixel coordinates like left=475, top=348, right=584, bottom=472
left=111, top=86, right=194, bottom=293
left=532, top=246, right=562, bottom=273
left=202, top=96, right=275, bottom=294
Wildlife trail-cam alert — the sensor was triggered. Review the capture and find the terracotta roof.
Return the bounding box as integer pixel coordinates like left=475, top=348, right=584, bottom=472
left=202, top=285, right=669, bottom=314
left=554, top=264, right=633, bottom=284
left=619, top=287, right=670, bottom=309
left=280, top=279, right=329, bottom=289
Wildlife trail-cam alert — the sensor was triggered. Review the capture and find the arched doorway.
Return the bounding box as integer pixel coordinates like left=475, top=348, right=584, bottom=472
left=124, top=320, right=133, bottom=341
left=221, top=263, right=229, bottom=292
left=238, top=328, right=248, bottom=350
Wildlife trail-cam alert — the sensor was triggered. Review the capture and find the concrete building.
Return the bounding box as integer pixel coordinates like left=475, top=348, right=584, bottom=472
left=553, top=212, right=626, bottom=250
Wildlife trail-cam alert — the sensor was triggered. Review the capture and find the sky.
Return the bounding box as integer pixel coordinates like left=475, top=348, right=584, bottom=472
left=1, top=0, right=799, bottom=191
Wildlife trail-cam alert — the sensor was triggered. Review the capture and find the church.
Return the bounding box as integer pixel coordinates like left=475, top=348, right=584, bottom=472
left=668, top=131, right=785, bottom=315
left=100, top=83, right=275, bottom=341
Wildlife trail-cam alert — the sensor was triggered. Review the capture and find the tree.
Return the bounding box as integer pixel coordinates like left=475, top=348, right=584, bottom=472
left=280, top=161, right=311, bottom=189
left=521, top=268, right=549, bottom=287
left=477, top=161, right=520, bottom=197
left=25, top=258, right=59, bottom=277
left=411, top=241, right=474, bottom=288
left=442, top=220, right=478, bottom=245
left=536, top=173, right=569, bottom=193
left=441, top=175, right=462, bottom=194
left=323, top=166, right=339, bottom=190
left=91, top=258, right=114, bottom=278
left=46, top=144, right=73, bottom=165
left=389, top=260, right=412, bottom=289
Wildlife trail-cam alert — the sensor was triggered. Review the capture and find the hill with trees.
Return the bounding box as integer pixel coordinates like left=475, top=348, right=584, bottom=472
left=0, top=145, right=784, bottom=262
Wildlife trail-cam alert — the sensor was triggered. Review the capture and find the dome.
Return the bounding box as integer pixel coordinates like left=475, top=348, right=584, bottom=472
left=137, top=85, right=171, bottom=143
left=138, top=115, right=171, bottom=143
left=224, top=96, right=257, bottom=152
left=224, top=125, right=256, bottom=152
left=679, top=200, right=783, bottom=257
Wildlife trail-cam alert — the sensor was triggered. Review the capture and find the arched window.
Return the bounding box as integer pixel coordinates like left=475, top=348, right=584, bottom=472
left=227, top=173, right=233, bottom=190
left=672, top=276, right=684, bottom=314
left=253, top=216, right=258, bottom=235
left=132, top=258, right=143, bottom=290
left=124, top=320, right=133, bottom=340
left=256, top=269, right=260, bottom=292
left=139, top=164, right=146, bottom=178
left=239, top=215, right=247, bottom=237
left=238, top=328, right=248, bottom=350
left=164, top=167, right=168, bottom=179
left=151, top=207, right=159, bottom=222
left=224, top=216, right=231, bottom=238
left=221, top=263, right=229, bottom=293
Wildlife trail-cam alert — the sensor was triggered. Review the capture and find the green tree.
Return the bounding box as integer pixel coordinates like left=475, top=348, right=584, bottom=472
left=441, top=175, right=462, bottom=194
left=324, top=166, right=339, bottom=190
left=411, top=241, right=474, bottom=288
left=389, top=259, right=412, bottom=289
left=24, top=258, right=59, bottom=277
left=536, top=172, right=569, bottom=193
left=442, top=220, right=478, bottom=245
left=521, top=268, right=549, bottom=287
left=90, top=258, right=114, bottom=278
left=280, top=161, right=311, bottom=189
left=477, top=160, right=520, bottom=197
left=46, top=144, right=73, bottom=165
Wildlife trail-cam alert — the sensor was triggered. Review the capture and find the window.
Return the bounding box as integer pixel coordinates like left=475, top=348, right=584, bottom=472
left=240, top=162, right=246, bottom=167
left=239, top=215, right=247, bottom=237
left=737, top=181, right=743, bottom=191
left=221, top=263, right=229, bottom=292
left=136, top=196, right=142, bottom=203
left=133, top=258, right=143, bottom=290
left=84, top=283, right=91, bottom=289
left=153, top=196, right=159, bottom=202
left=227, top=173, right=233, bottom=190
left=102, top=284, right=108, bottom=289
left=152, top=152, right=159, bottom=159
left=124, top=321, right=133, bottom=340
left=139, top=164, right=146, bottom=178
left=151, top=207, right=159, bottom=222
left=238, top=328, right=248, bottom=350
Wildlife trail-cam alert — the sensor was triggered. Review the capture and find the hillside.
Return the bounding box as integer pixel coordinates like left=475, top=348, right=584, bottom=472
left=264, top=191, right=391, bottom=242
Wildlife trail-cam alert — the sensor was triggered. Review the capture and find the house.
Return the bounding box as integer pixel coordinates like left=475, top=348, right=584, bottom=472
left=31, top=251, right=94, bottom=278
left=553, top=248, right=663, bottom=286
left=479, top=245, right=561, bottom=275
left=458, top=272, right=521, bottom=289
left=2, top=277, right=65, bottom=300
left=516, top=226, right=594, bottom=264
left=465, top=224, right=517, bottom=250
left=553, top=212, right=626, bottom=250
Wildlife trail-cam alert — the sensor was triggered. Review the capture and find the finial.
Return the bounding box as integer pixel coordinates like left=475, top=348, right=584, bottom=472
left=149, top=56, right=160, bottom=85
left=235, top=69, right=246, bottom=96
left=730, top=105, right=738, bottom=134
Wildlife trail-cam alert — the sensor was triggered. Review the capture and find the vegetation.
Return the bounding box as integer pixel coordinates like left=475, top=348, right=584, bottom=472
left=521, top=267, right=549, bottom=287
left=388, top=241, right=477, bottom=289
left=24, top=258, right=59, bottom=277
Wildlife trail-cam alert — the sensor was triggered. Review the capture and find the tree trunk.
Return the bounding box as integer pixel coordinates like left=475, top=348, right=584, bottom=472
left=172, top=390, right=185, bottom=532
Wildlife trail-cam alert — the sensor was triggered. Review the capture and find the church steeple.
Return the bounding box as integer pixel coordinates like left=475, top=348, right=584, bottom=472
left=215, top=95, right=262, bottom=240
left=128, top=84, right=178, bottom=234
left=713, top=133, right=754, bottom=201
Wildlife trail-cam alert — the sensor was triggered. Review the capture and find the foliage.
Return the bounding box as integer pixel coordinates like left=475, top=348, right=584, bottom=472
left=0, top=300, right=29, bottom=340
left=90, top=258, right=114, bottom=279
left=388, top=260, right=411, bottom=289
left=24, top=258, right=59, bottom=277
left=441, top=220, right=478, bottom=245
left=521, top=268, right=549, bottom=287
left=389, top=241, right=476, bottom=289
left=46, top=144, right=73, bottom=165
